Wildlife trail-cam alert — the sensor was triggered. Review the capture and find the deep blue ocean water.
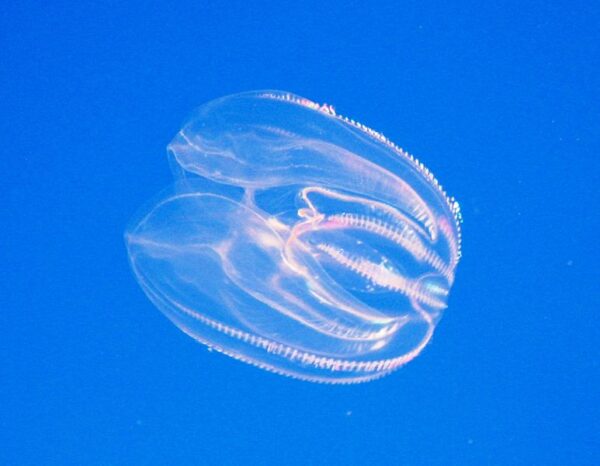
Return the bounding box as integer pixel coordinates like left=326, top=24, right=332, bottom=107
left=2, top=1, right=598, bottom=464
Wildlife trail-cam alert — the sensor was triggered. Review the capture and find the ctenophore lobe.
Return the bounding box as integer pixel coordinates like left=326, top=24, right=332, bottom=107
left=125, top=91, right=462, bottom=383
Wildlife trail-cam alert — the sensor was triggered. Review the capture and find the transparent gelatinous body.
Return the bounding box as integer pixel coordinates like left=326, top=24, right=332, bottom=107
left=125, top=91, right=462, bottom=383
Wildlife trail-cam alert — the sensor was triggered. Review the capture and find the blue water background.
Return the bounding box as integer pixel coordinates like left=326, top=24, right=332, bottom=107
left=2, top=1, right=598, bottom=464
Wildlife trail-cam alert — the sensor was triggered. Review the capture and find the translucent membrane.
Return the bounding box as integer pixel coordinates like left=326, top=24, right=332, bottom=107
left=125, top=91, right=462, bottom=383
